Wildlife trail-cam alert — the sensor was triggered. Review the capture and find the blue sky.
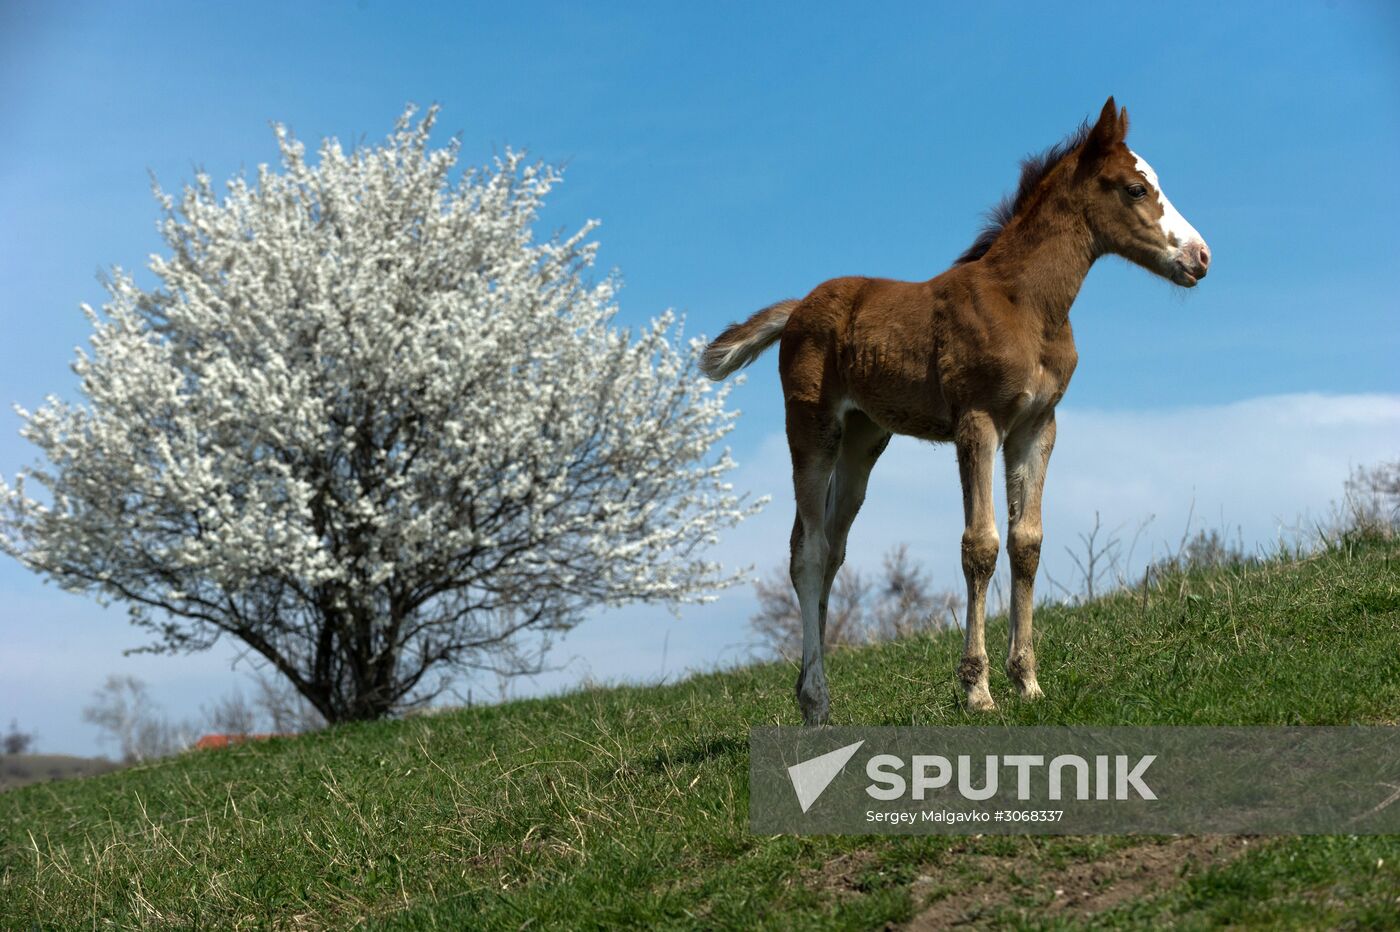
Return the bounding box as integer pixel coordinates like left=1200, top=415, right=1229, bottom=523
left=2, top=2, right=1397, bottom=755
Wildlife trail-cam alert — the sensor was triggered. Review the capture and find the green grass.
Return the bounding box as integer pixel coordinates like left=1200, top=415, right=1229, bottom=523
left=2, top=536, right=1399, bottom=929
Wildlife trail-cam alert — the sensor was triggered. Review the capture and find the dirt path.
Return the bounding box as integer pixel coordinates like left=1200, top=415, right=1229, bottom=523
left=902, top=836, right=1253, bottom=929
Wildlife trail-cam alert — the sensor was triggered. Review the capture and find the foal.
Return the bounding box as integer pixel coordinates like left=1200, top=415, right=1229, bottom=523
left=702, top=98, right=1209, bottom=723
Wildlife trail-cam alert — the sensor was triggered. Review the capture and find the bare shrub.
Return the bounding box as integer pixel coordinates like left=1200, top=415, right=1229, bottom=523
left=82, top=676, right=199, bottom=763
left=84, top=671, right=327, bottom=763
left=870, top=545, right=964, bottom=641
left=3, top=719, right=35, bottom=755
left=1341, top=459, right=1400, bottom=538
left=202, top=688, right=259, bottom=737
left=251, top=671, right=327, bottom=734
left=1046, top=512, right=1153, bottom=603
left=1173, top=528, right=1248, bottom=571
left=752, top=566, right=863, bottom=660
left=1065, top=512, right=1119, bottom=601
left=751, top=545, right=962, bottom=660
left=1290, top=458, right=1400, bottom=550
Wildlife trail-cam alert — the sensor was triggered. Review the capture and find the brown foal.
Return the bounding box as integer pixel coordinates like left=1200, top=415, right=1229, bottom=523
left=701, top=98, right=1210, bottom=724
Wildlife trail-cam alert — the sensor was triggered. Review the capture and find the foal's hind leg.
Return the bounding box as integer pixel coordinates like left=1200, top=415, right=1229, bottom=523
left=787, top=401, right=842, bottom=725
left=955, top=411, right=1000, bottom=712
left=820, top=413, right=892, bottom=629
left=1004, top=412, right=1056, bottom=700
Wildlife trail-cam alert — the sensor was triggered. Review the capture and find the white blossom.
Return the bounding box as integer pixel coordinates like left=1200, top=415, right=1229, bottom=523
left=0, top=107, right=759, bottom=721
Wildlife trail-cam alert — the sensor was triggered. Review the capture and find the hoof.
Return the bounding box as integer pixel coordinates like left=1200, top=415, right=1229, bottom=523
left=962, top=685, right=997, bottom=712
left=798, top=682, right=830, bottom=726
left=1006, top=656, right=1042, bottom=701
left=799, top=696, right=830, bottom=726
left=1016, top=680, right=1044, bottom=701
left=958, top=655, right=995, bottom=712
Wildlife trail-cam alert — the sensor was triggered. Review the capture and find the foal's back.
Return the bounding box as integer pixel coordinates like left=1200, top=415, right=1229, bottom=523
left=777, top=265, right=1063, bottom=443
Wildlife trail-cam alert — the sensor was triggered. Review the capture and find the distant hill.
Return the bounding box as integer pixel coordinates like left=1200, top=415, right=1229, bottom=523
left=1, top=754, right=121, bottom=792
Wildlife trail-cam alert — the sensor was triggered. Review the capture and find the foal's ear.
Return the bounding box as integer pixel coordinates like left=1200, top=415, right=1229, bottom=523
left=1080, top=96, right=1122, bottom=170
left=1097, top=96, right=1118, bottom=127
left=1118, top=106, right=1130, bottom=141
left=1086, top=97, right=1119, bottom=149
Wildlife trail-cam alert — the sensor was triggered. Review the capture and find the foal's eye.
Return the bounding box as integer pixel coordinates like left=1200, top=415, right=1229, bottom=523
left=1127, top=183, right=1148, bottom=200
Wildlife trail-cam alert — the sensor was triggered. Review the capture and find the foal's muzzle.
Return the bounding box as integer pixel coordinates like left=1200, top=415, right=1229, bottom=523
left=1170, top=240, right=1211, bottom=287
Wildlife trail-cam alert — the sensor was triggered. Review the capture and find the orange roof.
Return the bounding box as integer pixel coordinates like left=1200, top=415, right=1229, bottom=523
left=193, top=733, right=288, bottom=750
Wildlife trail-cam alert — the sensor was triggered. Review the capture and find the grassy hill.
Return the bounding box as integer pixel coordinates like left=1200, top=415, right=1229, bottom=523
left=2, top=536, right=1398, bottom=929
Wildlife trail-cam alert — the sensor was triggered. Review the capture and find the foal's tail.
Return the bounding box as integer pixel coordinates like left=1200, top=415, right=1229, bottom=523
left=700, top=299, right=799, bottom=380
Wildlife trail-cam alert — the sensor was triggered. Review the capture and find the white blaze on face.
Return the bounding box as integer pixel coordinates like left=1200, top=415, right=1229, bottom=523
left=1130, top=151, right=1204, bottom=250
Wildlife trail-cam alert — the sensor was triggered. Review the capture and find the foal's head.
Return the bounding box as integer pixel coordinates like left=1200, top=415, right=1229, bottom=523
left=1077, top=97, right=1211, bottom=287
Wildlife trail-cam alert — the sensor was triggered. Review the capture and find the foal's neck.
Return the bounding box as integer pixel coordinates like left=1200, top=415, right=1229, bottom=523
left=977, top=194, right=1096, bottom=334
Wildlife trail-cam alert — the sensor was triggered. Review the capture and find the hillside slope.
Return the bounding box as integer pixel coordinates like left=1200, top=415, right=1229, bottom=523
left=2, top=537, right=1398, bottom=929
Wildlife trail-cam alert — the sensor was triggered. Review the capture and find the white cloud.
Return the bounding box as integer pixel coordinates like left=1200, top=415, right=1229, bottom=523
left=3, top=393, right=1396, bottom=755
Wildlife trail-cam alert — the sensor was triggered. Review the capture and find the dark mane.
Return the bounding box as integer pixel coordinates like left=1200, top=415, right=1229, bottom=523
left=952, top=119, right=1092, bottom=265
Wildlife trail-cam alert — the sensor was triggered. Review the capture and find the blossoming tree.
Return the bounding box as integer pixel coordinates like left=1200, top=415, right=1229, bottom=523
left=0, top=108, right=756, bottom=722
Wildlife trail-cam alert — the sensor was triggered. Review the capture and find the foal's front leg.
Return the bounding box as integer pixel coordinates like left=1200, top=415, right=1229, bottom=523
left=1004, top=412, right=1056, bottom=700
left=955, top=411, right=1000, bottom=712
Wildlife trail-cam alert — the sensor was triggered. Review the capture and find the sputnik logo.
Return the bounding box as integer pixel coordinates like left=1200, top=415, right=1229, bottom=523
left=787, top=740, right=865, bottom=813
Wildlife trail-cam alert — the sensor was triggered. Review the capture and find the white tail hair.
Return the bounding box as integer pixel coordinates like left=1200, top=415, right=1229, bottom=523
left=700, top=299, right=798, bottom=380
